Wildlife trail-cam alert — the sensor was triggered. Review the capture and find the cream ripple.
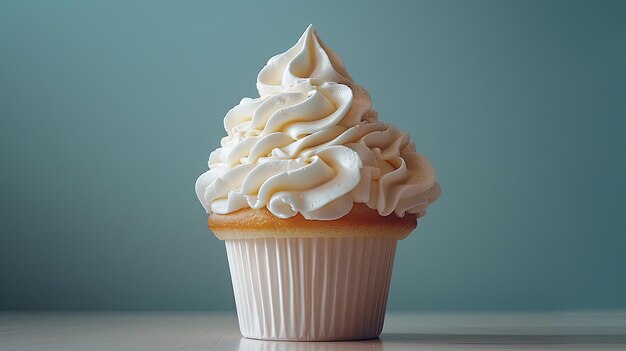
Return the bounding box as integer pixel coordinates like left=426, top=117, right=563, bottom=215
left=196, top=25, right=440, bottom=220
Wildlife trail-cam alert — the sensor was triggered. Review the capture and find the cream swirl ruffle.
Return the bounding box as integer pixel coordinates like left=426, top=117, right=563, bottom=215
left=196, top=25, right=440, bottom=220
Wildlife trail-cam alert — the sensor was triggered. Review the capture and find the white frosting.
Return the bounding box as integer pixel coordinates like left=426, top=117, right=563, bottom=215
left=196, top=25, right=440, bottom=220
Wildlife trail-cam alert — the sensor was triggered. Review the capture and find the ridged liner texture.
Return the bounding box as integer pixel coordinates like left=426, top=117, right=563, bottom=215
left=225, top=237, right=397, bottom=341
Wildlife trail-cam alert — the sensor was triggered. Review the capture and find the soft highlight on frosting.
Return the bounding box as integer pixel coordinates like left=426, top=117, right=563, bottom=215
left=196, top=25, right=440, bottom=220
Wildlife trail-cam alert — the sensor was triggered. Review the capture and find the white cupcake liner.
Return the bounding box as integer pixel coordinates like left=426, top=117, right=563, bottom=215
left=224, top=237, right=398, bottom=341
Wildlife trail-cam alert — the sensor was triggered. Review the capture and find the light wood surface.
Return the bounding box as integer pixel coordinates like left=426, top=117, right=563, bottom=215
left=1, top=311, right=625, bottom=350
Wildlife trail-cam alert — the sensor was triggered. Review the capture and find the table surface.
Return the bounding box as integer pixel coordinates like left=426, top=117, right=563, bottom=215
left=1, top=311, right=626, bottom=351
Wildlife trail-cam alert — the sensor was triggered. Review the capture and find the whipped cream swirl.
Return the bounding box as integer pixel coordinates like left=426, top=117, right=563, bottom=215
left=196, top=25, right=440, bottom=220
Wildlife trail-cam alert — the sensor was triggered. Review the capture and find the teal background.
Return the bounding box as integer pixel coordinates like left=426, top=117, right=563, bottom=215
left=1, top=0, right=625, bottom=311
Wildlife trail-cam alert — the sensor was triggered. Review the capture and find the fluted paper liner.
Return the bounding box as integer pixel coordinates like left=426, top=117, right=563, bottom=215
left=225, top=237, right=397, bottom=341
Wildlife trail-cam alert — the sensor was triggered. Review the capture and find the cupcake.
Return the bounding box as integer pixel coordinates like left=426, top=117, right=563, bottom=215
left=195, top=25, right=440, bottom=341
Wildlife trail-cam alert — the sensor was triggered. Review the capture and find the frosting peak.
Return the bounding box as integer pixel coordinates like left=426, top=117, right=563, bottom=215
left=257, top=25, right=353, bottom=97
left=196, top=26, right=440, bottom=221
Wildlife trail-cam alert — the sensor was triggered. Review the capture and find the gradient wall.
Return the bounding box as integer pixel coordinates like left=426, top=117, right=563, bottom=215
left=1, top=0, right=625, bottom=310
